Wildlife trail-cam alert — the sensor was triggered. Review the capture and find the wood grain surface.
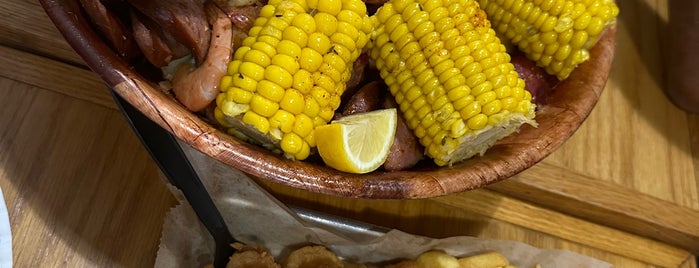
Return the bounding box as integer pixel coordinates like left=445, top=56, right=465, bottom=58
left=0, top=0, right=697, bottom=267
left=0, top=0, right=85, bottom=66
left=0, top=47, right=177, bottom=266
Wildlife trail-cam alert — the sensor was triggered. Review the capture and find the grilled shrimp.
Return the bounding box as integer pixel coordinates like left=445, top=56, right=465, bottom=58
left=172, top=3, right=233, bottom=112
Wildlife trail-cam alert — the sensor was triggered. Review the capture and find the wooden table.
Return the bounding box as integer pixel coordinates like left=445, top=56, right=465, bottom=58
left=1, top=0, right=697, bottom=267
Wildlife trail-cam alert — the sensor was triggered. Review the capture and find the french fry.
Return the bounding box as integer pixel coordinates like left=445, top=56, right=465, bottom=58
left=456, top=252, right=510, bottom=268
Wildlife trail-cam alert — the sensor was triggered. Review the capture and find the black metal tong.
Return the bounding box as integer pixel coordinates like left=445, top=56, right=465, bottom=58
left=111, top=90, right=235, bottom=268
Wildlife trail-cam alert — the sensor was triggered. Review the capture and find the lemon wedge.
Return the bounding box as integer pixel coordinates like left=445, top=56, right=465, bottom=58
left=314, top=108, right=397, bottom=174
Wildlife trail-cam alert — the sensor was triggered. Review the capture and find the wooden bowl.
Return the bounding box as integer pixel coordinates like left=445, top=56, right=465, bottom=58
left=40, top=0, right=617, bottom=199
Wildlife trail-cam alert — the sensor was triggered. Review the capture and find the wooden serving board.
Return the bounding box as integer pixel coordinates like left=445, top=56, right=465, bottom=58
left=1, top=0, right=696, bottom=261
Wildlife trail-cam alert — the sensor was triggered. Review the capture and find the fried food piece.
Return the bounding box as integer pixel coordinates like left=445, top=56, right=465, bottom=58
left=415, top=251, right=460, bottom=268
left=227, top=243, right=280, bottom=268
left=457, top=252, right=510, bottom=268
left=282, top=246, right=343, bottom=268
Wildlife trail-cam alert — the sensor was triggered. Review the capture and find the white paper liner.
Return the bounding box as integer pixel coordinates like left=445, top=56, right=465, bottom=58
left=154, top=141, right=612, bottom=268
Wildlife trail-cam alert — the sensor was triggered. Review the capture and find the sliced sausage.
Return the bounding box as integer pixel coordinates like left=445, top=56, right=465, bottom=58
left=382, top=96, right=424, bottom=171
left=510, top=53, right=557, bottom=105
left=79, top=0, right=140, bottom=62
left=131, top=10, right=189, bottom=67
left=214, top=1, right=265, bottom=33
left=341, top=80, right=385, bottom=116
left=127, top=0, right=211, bottom=64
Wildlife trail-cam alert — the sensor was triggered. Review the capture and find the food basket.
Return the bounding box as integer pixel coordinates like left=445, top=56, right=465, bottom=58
left=40, top=0, right=617, bottom=199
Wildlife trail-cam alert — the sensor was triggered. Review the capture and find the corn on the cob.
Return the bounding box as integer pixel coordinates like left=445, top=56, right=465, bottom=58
left=214, top=0, right=373, bottom=160
left=368, top=0, right=536, bottom=166
left=479, top=0, right=619, bottom=79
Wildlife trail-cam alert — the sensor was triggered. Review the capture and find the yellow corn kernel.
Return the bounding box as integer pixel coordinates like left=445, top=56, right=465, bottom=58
left=310, top=86, right=331, bottom=108
left=239, top=62, right=265, bottom=82
left=303, top=130, right=316, bottom=147
left=218, top=76, right=233, bottom=92
left=291, top=13, right=316, bottom=34
left=227, top=60, right=241, bottom=75
left=232, top=73, right=258, bottom=92
left=243, top=111, right=270, bottom=133
left=323, top=53, right=347, bottom=73
left=277, top=40, right=302, bottom=57
left=292, top=69, right=314, bottom=94
left=233, top=45, right=251, bottom=61
left=243, top=49, right=271, bottom=67
left=280, top=89, right=305, bottom=114
left=228, top=87, right=254, bottom=104
left=280, top=132, right=304, bottom=154
left=250, top=95, right=279, bottom=117
left=315, top=12, right=339, bottom=36
left=303, top=96, right=321, bottom=117
left=256, top=80, right=286, bottom=102
left=248, top=26, right=262, bottom=37
left=466, top=113, right=488, bottom=130
left=312, top=72, right=335, bottom=92
left=283, top=26, right=308, bottom=47
left=294, top=142, right=311, bottom=160
left=271, top=54, right=300, bottom=74
left=337, top=12, right=362, bottom=34
left=270, top=110, right=296, bottom=133
left=259, top=20, right=285, bottom=39
left=331, top=33, right=357, bottom=52
left=265, top=65, right=294, bottom=89
left=318, top=106, right=335, bottom=121
left=299, top=47, right=324, bottom=71
left=259, top=4, right=276, bottom=17
left=251, top=41, right=277, bottom=59
left=318, top=0, right=342, bottom=14
left=292, top=113, right=314, bottom=137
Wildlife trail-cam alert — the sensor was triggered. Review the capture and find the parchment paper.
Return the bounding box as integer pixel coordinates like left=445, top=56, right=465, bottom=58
left=154, top=141, right=612, bottom=268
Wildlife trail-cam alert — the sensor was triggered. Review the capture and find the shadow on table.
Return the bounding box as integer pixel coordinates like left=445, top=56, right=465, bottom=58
left=611, top=0, right=694, bottom=153
left=0, top=82, right=176, bottom=266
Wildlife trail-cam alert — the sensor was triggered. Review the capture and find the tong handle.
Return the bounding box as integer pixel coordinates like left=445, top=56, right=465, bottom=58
left=110, top=90, right=235, bottom=267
